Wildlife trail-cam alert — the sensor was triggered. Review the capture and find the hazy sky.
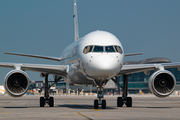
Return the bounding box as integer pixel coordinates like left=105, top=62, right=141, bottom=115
left=0, top=0, right=180, bottom=84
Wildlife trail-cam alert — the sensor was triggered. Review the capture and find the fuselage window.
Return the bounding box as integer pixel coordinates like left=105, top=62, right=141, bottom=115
left=105, top=46, right=115, bottom=52
left=93, top=46, right=104, bottom=52
left=114, top=46, right=123, bottom=54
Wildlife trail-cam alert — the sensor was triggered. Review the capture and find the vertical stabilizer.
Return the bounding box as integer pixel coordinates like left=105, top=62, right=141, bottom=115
left=73, top=0, right=79, bottom=41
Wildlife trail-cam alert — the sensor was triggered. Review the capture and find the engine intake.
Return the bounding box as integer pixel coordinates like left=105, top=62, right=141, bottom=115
left=4, top=70, right=30, bottom=97
left=149, top=70, right=176, bottom=97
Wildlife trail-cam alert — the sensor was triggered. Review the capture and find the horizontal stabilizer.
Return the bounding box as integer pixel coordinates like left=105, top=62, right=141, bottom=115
left=4, top=52, right=63, bottom=61
left=124, top=52, right=143, bottom=57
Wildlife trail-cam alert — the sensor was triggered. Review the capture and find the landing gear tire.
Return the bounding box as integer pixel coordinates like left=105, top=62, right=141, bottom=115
left=117, top=97, right=123, bottom=107
left=40, top=97, right=45, bottom=107
left=94, top=99, right=98, bottom=109
left=102, top=100, right=106, bottom=109
left=49, top=97, right=54, bottom=107
left=126, top=97, right=132, bottom=107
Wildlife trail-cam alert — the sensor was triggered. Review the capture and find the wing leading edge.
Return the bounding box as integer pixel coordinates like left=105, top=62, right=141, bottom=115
left=4, top=52, right=65, bottom=62
left=0, top=62, right=68, bottom=77
left=118, top=62, right=180, bottom=76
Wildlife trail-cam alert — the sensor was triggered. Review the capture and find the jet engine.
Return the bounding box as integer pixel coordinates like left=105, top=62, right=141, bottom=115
left=149, top=70, right=176, bottom=97
left=4, top=70, right=30, bottom=97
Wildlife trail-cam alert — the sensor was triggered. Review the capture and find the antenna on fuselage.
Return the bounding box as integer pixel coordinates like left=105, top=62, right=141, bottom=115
left=73, top=0, right=79, bottom=41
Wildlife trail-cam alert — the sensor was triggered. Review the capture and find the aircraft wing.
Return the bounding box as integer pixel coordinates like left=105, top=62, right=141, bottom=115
left=118, top=62, right=180, bottom=75
left=0, top=62, right=68, bottom=77
left=4, top=52, right=63, bottom=61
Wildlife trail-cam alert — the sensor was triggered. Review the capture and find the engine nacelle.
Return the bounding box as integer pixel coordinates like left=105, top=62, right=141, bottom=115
left=149, top=70, right=176, bottom=97
left=4, top=70, right=30, bottom=97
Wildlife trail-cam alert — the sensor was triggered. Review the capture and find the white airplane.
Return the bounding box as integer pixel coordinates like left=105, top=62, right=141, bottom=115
left=0, top=0, right=179, bottom=109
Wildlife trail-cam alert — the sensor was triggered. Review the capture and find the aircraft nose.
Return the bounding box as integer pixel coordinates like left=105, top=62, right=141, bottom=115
left=91, top=55, right=120, bottom=79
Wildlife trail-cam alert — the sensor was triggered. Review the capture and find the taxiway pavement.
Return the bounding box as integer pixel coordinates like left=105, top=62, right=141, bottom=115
left=0, top=95, right=180, bottom=120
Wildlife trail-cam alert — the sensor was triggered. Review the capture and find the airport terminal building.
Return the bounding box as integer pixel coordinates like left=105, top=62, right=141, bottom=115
left=29, top=58, right=180, bottom=95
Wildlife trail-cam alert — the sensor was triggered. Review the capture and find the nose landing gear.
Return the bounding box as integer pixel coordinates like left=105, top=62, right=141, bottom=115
left=94, top=85, right=106, bottom=109
left=93, top=75, right=132, bottom=109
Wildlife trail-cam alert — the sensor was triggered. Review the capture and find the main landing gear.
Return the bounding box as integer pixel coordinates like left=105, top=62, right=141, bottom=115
left=40, top=74, right=62, bottom=107
left=112, top=75, right=132, bottom=107
left=39, top=74, right=53, bottom=107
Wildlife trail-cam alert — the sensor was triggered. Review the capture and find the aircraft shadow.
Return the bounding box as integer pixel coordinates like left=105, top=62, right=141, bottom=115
left=3, top=106, right=179, bottom=109
left=3, top=107, right=28, bottom=108
left=2, top=104, right=116, bottom=109
left=57, top=104, right=116, bottom=110
left=132, top=106, right=174, bottom=109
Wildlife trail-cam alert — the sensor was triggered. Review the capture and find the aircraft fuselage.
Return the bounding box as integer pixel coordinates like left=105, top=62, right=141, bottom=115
left=60, top=31, right=124, bottom=85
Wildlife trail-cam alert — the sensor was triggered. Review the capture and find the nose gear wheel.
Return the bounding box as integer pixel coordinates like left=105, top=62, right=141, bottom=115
left=93, top=80, right=107, bottom=109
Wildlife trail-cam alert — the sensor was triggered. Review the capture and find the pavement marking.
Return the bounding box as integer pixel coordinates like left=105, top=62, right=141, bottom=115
left=60, top=113, right=103, bottom=117
left=61, top=114, right=80, bottom=116
left=77, top=112, right=93, bottom=120
left=0, top=112, right=12, bottom=113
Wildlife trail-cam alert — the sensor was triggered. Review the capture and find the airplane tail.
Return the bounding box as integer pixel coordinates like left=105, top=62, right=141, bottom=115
left=73, top=0, right=79, bottom=41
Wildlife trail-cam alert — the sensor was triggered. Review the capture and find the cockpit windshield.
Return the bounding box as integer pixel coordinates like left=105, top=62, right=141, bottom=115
left=83, top=45, right=123, bottom=54
left=105, top=46, right=115, bottom=52
left=83, top=45, right=93, bottom=54
left=93, top=46, right=104, bottom=52
left=114, top=46, right=123, bottom=54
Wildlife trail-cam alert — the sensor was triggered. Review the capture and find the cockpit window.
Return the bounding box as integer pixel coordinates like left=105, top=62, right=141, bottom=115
left=105, top=46, right=115, bottom=52
left=93, top=46, right=104, bottom=52
left=83, top=45, right=123, bottom=54
left=83, top=45, right=93, bottom=54
left=114, top=46, right=123, bottom=54
left=83, top=46, right=88, bottom=54
left=87, top=46, right=93, bottom=53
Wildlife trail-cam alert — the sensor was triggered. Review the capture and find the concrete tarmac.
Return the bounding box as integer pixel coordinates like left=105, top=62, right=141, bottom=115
left=0, top=95, right=180, bottom=120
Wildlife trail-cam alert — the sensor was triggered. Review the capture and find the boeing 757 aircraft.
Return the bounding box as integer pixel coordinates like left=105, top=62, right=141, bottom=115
left=0, top=0, right=179, bottom=109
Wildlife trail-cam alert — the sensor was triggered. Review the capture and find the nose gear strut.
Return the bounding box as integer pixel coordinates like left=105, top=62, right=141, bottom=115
left=93, top=80, right=108, bottom=109
left=94, top=85, right=106, bottom=109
